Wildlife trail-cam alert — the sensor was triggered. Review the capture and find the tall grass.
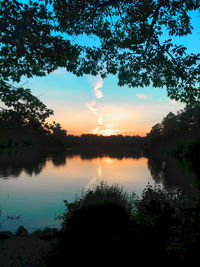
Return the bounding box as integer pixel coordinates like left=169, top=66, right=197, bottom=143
left=57, top=181, right=137, bottom=233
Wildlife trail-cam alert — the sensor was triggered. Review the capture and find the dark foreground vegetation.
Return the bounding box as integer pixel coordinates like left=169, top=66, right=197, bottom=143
left=42, top=182, right=200, bottom=266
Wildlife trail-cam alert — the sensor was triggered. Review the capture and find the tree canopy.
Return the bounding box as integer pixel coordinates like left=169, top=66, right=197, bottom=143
left=0, top=81, right=53, bottom=126
left=146, top=102, right=200, bottom=143
left=1, top=0, right=200, bottom=103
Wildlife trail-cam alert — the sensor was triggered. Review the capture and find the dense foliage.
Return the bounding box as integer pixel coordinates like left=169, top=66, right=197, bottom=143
left=0, top=82, right=67, bottom=151
left=52, top=182, right=200, bottom=265
left=145, top=102, right=200, bottom=145
left=0, top=81, right=54, bottom=128
left=171, top=137, right=200, bottom=178
left=1, top=0, right=200, bottom=103
left=0, top=0, right=80, bottom=82
left=144, top=102, right=200, bottom=184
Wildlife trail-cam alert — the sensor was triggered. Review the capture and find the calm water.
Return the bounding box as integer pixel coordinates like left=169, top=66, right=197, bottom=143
left=0, top=150, right=197, bottom=233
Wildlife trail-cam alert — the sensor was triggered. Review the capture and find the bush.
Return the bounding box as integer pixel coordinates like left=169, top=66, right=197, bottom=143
left=58, top=181, right=136, bottom=232
left=53, top=182, right=200, bottom=265
left=55, top=182, right=136, bottom=263
left=135, top=184, right=184, bottom=226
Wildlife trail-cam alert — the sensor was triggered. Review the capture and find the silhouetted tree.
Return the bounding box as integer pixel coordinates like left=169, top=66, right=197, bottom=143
left=0, top=82, right=70, bottom=150
left=146, top=123, right=162, bottom=142
left=0, top=0, right=80, bottom=83
left=144, top=103, right=200, bottom=181
left=1, top=0, right=200, bottom=103
left=177, top=103, right=200, bottom=131
left=146, top=103, right=200, bottom=144
left=161, top=112, right=179, bottom=137
left=0, top=82, right=53, bottom=130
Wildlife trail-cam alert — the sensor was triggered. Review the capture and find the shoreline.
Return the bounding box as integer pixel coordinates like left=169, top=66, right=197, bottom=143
left=0, top=226, right=61, bottom=266
left=0, top=225, right=61, bottom=239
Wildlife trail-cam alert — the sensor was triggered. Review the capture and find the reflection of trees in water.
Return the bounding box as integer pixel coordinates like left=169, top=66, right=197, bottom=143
left=147, top=154, right=199, bottom=198
left=147, top=156, right=165, bottom=184
left=1, top=148, right=198, bottom=199
left=24, top=162, right=46, bottom=176
left=51, top=151, right=67, bottom=167
left=0, top=149, right=142, bottom=178
left=0, top=150, right=47, bottom=178
left=0, top=167, right=22, bottom=178
left=78, top=150, right=142, bottom=160
left=0, top=150, right=70, bottom=178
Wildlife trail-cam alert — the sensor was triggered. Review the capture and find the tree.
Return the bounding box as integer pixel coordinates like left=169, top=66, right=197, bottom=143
left=177, top=103, right=200, bottom=130
left=44, top=121, right=67, bottom=143
left=147, top=123, right=162, bottom=141
left=161, top=112, right=179, bottom=136
left=1, top=0, right=200, bottom=103
left=0, top=0, right=81, bottom=83
left=0, top=81, right=54, bottom=130
left=0, top=0, right=81, bottom=127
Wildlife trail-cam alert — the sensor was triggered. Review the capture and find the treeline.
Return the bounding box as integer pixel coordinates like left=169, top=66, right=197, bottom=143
left=144, top=103, right=200, bottom=155
left=64, top=134, right=145, bottom=152
left=0, top=118, right=67, bottom=152
left=143, top=103, right=200, bottom=181
left=1, top=82, right=199, bottom=157
left=0, top=83, right=69, bottom=152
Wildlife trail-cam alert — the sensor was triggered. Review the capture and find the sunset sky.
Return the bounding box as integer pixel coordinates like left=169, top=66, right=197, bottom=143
left=14, top=4, right=200, bottom=136
left=19, top=70, right=185, bottom=136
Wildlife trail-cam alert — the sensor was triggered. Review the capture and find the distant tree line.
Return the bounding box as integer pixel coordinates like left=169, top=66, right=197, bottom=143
left=65, top=134, right=145, bottom=151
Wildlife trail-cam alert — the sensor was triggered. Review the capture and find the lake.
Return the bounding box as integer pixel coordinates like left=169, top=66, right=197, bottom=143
left=0, top=150, right=197, bottom=233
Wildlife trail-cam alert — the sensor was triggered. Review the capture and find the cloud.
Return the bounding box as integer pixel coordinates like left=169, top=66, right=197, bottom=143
left=94, top=76, right=103, bottom=99
left=86, top=101, right=98, bottom=115
left=136, top=94, right=148, bottom=99
left=98, top=115, right=103, bottom=126
left=86, top=75, right=104, bottom=134
left=88, top=75, right=104, bottom=99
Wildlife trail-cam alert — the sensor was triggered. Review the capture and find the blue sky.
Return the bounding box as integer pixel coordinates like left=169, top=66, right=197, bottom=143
left=14, top=2, right=200, bottom=136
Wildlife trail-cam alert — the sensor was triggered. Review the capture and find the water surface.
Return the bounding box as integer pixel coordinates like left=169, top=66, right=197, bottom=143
left=0, top=150, right=197, bottom=233
left=0, top=151, right=154, bottom=233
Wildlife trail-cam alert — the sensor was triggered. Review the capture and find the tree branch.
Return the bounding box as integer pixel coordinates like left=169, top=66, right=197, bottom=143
left=153, top=36, right=178, bottom=66
left=143, top=1, right=163, bottom=57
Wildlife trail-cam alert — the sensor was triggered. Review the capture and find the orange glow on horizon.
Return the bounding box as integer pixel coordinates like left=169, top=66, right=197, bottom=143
left=102, top=157, right=115, bottom=164
left=46, top=93, right=185, bottom=139
left=93, top=128, right=120, bottom=136
left=66, top=128, right=148, bottom=137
